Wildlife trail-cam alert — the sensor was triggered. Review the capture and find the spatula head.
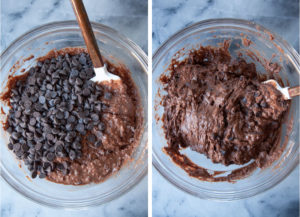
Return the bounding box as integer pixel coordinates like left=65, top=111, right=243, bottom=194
left=263, top=79, right=291, bottom=100
left=91, top=64, right=120, bottom=83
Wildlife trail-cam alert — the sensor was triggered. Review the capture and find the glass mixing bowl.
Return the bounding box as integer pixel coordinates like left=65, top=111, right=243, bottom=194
left=0, top=21, right=148, bottom=208
left=152, top=18, right=299, bottom=200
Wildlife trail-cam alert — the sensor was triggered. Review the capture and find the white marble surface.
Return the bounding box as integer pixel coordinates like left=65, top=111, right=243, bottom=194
left=0, top=0, right=147, bottom=217
left=152, top=0, right=299, bottom=217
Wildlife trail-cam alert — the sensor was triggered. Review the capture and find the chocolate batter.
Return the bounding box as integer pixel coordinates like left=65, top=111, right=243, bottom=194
left=47, top=63, right=142, bottom=185
left=160, top=44, right=289, bottom=181
left=2, top=48, right=142, bottom=185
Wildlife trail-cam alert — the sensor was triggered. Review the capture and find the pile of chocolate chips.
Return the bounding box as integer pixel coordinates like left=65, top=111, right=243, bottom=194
left=6, top=52, right=108, bottom=178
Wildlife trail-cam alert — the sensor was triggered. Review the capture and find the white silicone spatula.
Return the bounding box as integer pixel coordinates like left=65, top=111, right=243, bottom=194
left=70, top=0, right=120, bottom=83
left=263, top=79, right=300, bottom=100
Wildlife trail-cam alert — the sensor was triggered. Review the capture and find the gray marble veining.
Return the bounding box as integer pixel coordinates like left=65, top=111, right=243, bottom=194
left=1, top=0, right=147, bottom=53
left=152, top=0, right=299, bottom=217
left=1, top=0, right=147, bottom=217
left=153, top=0, right=299, bottom=52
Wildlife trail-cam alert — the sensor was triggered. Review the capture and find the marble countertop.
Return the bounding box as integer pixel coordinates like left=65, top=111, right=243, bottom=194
left=0, top=0, right=147, bottom=217
left=152, top=0, right=299, bottom=217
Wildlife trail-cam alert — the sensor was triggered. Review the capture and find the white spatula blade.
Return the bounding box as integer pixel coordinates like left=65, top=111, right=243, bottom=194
left=263, top=79, right=291, bottom=100
left=91, top=64, right=120, bottom=82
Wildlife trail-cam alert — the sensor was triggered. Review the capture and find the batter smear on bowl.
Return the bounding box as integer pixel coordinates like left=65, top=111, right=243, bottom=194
left=160, top=43, right=289, bottom=182
left=1, top=48, right=142, bottom=185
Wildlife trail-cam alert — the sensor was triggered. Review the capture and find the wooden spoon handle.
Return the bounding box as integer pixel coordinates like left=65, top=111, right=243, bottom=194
left=70, top=0, right=104, bottom=68
left=288, top=86, right=300, bottom=98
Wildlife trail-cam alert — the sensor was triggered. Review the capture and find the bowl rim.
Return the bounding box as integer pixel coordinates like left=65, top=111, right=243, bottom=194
left=152, top=18, right=299, bottom=201
left=0, top=20, right=148, bottom=208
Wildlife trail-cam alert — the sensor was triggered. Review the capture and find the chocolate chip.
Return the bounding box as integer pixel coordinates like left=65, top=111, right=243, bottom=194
left=7, top=143, right=13, bottom=150
left=46, top=152, right=55, bottom=161
left=72, top=141, right=82, bottom=150
left=79, top=55, right=86, bottom=65
left=21, top=144, right=29, bottom=152
left=56, top=111, right=64, bottom=120
left=76, top=123, right=84, bottom=133
left=69, top=150, right=76, bottom=160
left=15, top=111, right=22, bottom=118
left=29, top=118, right=36, bottom=126
left=91, top=113, right=99, bottom=122
left=33, top=111, right=41, bottom=118
left=95, top=140, right=102, bottom=148
left=35, top=143, right=42, bottom=151
left=31, top=171, right=37, bottom=179
left=212, top=133, right=218, bottom=140
left=79, top=71, right=86, bottom=79
left=104, top=92, right=112, bottom=100
left=98, top=122, right=105, bottom=131
left=39, top=96, right=46, bottom=104
left=20, top=122, right=26, bottom=128
left=75, top=78, right=83, bottom=86
left=66, top=123, right=74, bottom=131
left=56, top=163, right=65, bottom=171
left=39, top=173, right=46, bottom=179
left=87, top=134, right=96, bottom=143
left=13, top=143, right=21, bottom=152
left=27, top=77, right=36, bottom=85
left=94, top=130, right=103, bottom=139
left=241, top=97, right=247, bottom=104
left=261, top=101, right=267, bottom=108
left=46, top=133, right=54, bottom=141
left=83, top=88, right=90, bottom=96
left=52, top=128, right=60, bottom=135
left=68, top=115, right=76, bottom=123
left=55, top=144, right=63, bottom=153
left=12, top=132, right=21, bottom=140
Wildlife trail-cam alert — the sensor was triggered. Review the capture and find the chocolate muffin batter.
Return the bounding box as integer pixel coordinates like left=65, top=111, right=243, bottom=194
left=1, top=49, right=142, bottom=185
left=47, top=65, right=142, bottom=185
left=161, top=44, right=289, bottom=181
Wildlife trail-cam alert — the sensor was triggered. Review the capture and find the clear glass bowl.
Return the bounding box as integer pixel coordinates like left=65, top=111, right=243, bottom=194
left=152, top=18, right=299, bottom=200
left=0, top=21, right=148, bottom=208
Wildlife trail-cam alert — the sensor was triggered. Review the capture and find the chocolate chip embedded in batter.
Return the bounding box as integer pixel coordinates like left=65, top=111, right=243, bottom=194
left=98, top=122, right=105, bottom=131
left=91, top=113, right=99, bottom=122
left=95, top=140, right=102, bottom=148
left=87, top=134, right=96, bottom=143
left=75, top=123, right=85, bottom=133
left=79, top=55, right=87, bottom=65
left=104, top=92, right=112, bottom=100
left=69, top=150, right=76, bottom=160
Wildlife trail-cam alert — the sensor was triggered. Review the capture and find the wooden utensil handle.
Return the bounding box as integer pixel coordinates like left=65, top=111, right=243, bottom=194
left=70, top=0, right=104, bottom=68
left=288, top=86, right=300, bottom=98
